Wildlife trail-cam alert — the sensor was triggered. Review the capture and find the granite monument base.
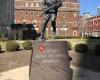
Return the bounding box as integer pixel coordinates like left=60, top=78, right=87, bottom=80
left=30, top=41, right=72, bottom=80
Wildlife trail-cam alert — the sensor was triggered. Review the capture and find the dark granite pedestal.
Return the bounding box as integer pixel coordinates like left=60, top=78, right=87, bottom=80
left=30, top=41, right=73, bottom=80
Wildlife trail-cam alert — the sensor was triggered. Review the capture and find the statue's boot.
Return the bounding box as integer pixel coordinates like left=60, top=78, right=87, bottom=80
left=38, top=22, right=47, bottom=40
left=51, top=21, right=56, bottom=39
left=51, top=21, right=56, bottom=33
left=38, top=33, right=44, bottom=40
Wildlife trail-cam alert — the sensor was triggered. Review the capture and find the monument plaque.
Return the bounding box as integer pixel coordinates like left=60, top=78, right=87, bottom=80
left=30, top=41, right=72, bottom=80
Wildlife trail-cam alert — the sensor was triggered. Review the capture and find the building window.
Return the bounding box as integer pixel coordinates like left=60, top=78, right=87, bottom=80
left=21, top=12, right=23, bottom=16
left=25, top=2, right=28, bottom=7
left=39, top=2, right=42, bottom=7
left=36, top=3, right=39, bottom=7
left=30, top=3, right=33, bottom=7
left=74, top=13, right=77, bottom=17
left=28, top=2, right=31, bottom=7
left=21, top=2, right=23, bottom=6
left=62, top=20, right=66, bottom=28
left=73, top=31, right=77, bottom=36
left=34, top=12, right=39, bottom=16
left=73, top=21, right=77, bottom=27
left=31, top=12, right=33, bottom=15
left=34, top=3, right=36, bottom=7
left=23, top=2, right=25, bottom=6
left=25, top=11, right=28, bottom=15
left=22, top=20, right=27, bottom=24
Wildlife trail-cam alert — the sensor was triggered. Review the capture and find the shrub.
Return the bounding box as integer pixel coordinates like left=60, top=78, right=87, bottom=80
left=95, top=44, right=100, bottom=56
left=75, top=43, right=88, bottom=53
left=6, top=41, right=20, bottom=51
left=0, top=38, right=8, bottom=42
left=66, top=41, right=72, bottom=50
left=23, top=41, right=32, bottom=50
left=46, top=36, right=87, bottom=39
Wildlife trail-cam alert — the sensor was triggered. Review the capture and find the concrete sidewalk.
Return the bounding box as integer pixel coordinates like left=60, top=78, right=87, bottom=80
left=0, top=66, right=29, bottom=80
left=0, top=66, right=100, bottom=80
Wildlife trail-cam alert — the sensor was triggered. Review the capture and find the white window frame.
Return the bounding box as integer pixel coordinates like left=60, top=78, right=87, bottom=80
left=73, top=30, right=77, bottom=36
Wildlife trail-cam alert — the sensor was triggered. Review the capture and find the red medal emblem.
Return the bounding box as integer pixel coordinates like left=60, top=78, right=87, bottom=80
left=38, top=44, right=45, bottom=53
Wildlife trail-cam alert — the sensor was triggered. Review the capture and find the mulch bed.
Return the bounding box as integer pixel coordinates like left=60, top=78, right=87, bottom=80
left=0, top=50, right=31, bottom=72
left=0, top=50, right=100, bottom=73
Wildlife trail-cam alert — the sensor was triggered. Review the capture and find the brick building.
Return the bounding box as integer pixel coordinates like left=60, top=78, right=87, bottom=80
left=80, top=13, right=92, bottom=37
left=87, top=16, right=100, bottom=37
left=14, top=0, right=80, bottom=37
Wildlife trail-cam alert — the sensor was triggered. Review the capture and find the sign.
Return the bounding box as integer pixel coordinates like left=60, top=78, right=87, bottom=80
left=30, top=41, right=72, bottom=80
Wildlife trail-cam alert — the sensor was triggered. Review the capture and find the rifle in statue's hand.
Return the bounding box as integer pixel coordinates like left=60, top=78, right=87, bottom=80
left=40, top=0, right=64, bottom=17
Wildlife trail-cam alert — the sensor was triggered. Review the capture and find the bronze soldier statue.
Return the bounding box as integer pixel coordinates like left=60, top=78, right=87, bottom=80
left=38, top=0, right=63, bottom=40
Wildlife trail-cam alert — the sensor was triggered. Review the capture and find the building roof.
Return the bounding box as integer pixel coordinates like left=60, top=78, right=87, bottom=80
left=88, top=16, right=100, bottom=20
